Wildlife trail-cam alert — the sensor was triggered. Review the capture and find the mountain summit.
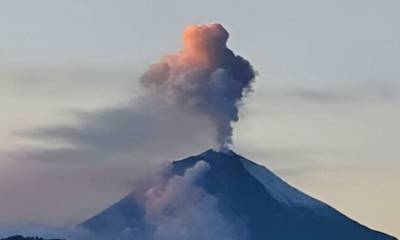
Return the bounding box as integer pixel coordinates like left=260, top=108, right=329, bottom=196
left=79, top=149, right=397, bottom=240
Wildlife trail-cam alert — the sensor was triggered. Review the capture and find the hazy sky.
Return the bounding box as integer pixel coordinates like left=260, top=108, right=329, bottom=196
left=0, top=0, right=399, bottom=237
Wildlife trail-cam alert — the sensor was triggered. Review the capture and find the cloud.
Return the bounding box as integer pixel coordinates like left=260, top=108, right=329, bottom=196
left=2, top=86, right=218, bottom=228
left=2, top=23, right=256, bottom=229
left=260, top=85, right=399, bottom=104
left=11, top=23, right=257, bottom=166
left=111, top=161, right=245, bottom=240
left=142, top=161, right=245, bottom=240
left=12, top=97, right=214, bottom=162
left=141, top=23, right=256, bottom=149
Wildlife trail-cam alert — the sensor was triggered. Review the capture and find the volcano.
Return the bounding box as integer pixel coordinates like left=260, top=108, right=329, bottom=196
left=79, top=149, right=396, bottom=240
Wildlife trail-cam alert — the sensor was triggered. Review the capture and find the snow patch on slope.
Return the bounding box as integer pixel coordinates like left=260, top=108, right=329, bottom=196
left=240, top=158, right=323, bottom=207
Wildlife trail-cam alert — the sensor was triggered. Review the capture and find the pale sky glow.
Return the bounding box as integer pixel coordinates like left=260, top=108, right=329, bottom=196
left=0, top=0, right=399, bottom=237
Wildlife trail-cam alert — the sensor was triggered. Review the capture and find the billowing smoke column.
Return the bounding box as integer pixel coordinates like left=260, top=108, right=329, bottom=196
left=141, top=23, right=256, bottom=150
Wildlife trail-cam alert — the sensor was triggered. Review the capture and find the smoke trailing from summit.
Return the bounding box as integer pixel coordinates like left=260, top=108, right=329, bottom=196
left=141, top=23, right=256, bottom=149
left=5, top=24, right=256, bottom=230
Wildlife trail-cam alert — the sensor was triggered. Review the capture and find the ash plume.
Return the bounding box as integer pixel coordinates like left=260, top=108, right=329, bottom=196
left=142, top=161, right=244, bottom=240
left=4, top=23, right=255, bottom=230
left=141, top=23, right=256, bottom=150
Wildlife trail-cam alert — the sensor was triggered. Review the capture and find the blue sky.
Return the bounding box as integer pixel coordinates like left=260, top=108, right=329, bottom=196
left=0, top=0, right=399, bottom=236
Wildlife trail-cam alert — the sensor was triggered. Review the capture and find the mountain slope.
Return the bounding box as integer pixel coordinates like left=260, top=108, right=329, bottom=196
left=80, top=149, right=397, bottom=240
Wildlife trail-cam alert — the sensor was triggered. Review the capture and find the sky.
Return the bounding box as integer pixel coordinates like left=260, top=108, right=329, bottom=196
left=0, top=0, right=399, bottom=237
